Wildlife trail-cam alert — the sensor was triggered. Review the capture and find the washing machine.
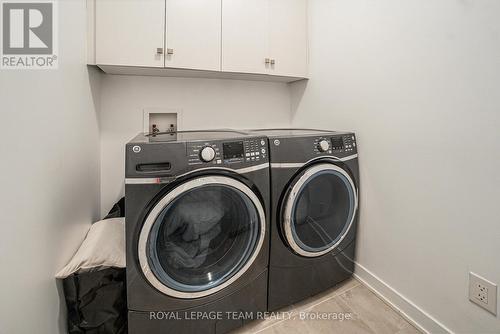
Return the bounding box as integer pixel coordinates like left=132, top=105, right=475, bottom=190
left=125, top=130, right=270, bottom=334
left=250, top=129, right=359, bottom=311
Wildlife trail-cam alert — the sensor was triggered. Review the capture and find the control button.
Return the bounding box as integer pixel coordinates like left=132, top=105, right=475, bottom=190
left=353, top=142, right=356, bottom=147
left=246, top=153, right=250, bottom=157
left=261, top=140, right=266, bottom=146
left=251, top=152, right=255, bottom=156
left=200, top=146, right=216, bottom=162
left=318, top=140, right=330, bottom=152
left=256, top=151, right=260, bottom=156
left=261, top=148, right=266, bottom=154
left=216, top=160, right=222, bottom=164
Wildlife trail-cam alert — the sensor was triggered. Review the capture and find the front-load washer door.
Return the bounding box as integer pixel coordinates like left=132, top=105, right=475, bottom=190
left=138, top=176, right=266, bottom=299
left=282, top=163, right=358, bottom=258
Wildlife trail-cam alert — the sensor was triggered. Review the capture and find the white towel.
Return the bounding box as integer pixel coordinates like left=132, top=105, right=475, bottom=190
left=55, top=218, right=125, bottom=279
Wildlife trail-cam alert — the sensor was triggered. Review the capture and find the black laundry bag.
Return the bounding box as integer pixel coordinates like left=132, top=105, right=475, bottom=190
left=103, top=197, right=125, bottom=220
left=62, top=198, right=127, bottom=334
left=63, top=268, right=127, bottom=334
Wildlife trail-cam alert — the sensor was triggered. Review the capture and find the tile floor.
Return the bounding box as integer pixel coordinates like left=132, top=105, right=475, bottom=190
left=234, top=278, right=421, bottom=334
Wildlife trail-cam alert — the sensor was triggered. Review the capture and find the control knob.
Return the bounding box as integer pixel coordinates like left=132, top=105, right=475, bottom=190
left=317, top=140, right=330, bottom=152
left=200, top=146, right=216, bottom=162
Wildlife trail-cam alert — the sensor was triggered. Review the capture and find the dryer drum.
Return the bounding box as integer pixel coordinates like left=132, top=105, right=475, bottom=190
left=282, top=164, right=358, bottom=258
left=138, top=176, right=266, bottom=299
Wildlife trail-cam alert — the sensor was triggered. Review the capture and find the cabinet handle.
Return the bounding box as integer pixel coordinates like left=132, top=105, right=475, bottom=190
left=167, top=48, right=174, bottom=55
left=265, top=58, right=271, bottom=65
left=156, top=48, right=164, bottom=55
left=270, top=59, right=276, bottom=65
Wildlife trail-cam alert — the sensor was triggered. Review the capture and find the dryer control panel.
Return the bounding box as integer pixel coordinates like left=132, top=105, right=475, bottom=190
left=312, top=135, right=357, bottom=155
left=187, top=138, right=268, bottom=166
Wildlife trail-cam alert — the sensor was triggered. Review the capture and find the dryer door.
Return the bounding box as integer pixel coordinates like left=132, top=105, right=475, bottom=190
left=138, top=176, right=266, bottom=299
left=282, top=163, right=358, bottom=258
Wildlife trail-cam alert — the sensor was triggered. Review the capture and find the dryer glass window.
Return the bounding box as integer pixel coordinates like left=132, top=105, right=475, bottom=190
left=147, top=184, right=261, bottom=293
left=290, top=168, right=355, bottom=254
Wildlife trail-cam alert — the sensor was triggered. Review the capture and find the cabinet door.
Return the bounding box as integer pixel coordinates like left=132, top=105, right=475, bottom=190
left=166, top=0, right=221, bottom=71
left=222, top=0, right=269, bottom=74
left=96, top=0, right=165, bottom=67
left=269, top=0, right=308, bottom=77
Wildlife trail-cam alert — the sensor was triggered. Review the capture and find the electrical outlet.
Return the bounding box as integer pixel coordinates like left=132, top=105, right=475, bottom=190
left=469, top=272, right=497, bottom=315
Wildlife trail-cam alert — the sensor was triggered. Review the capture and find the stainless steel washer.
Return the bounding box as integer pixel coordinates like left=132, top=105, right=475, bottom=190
left=125, top=130, right=271, bottom=334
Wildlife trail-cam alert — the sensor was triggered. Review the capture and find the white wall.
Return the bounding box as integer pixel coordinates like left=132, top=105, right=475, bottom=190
left=0, top=2, right=101, bottom=334
left=100, top=75, right=291, bottom=216
left=291, top=0, right=500, bottom=332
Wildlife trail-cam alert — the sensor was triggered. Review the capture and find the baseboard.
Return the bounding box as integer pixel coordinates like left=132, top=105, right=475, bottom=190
left=354, top=262, right=453, bottom=334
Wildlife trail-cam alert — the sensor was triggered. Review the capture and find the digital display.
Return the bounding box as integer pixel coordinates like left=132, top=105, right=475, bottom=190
left=223, top=141, right=244, bottom=160
left=331, top=137, right=344, bottom=150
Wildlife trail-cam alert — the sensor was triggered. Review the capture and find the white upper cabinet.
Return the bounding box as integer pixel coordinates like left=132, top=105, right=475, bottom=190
left=91, top=0, right=308, bottom=81
left=165, top=0, right=221, bottom=71
left=268, top=0, right=308, bottom=78
left=95, top=0, right=165, bottom=67
left=222, top=0, right=308, bottom=78
left=222, top=0, right=269, bottom=75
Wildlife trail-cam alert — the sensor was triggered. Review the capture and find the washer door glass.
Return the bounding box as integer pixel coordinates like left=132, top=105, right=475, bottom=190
left=139, top=176, right=265, bottom=299
left=283, top=164, right=357, bottom=257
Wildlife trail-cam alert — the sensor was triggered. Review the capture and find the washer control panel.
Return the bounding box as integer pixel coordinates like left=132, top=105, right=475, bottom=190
left=187, top=138, right=268, bottom=166
left=313, top=135, right=357, bottom=155
left=343, top=135, right=357, bottom=152
left=244, top=138, right=268, bottom=163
